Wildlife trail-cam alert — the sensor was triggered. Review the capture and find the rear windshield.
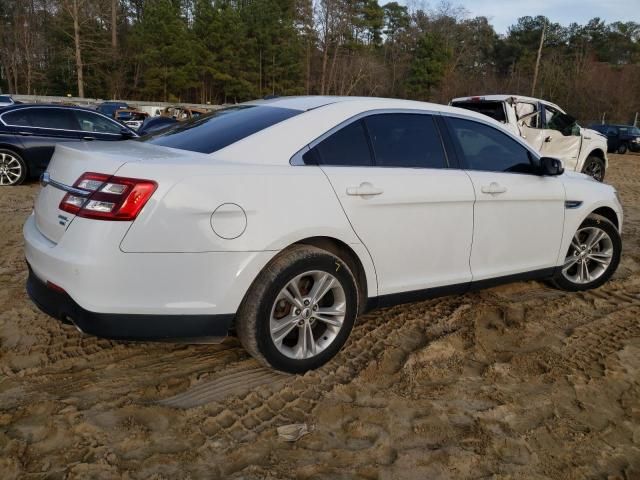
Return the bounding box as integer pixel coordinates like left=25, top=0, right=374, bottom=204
left=451, top=101, right=507, bottom=123
left=141, top=105, right=301, bottom=154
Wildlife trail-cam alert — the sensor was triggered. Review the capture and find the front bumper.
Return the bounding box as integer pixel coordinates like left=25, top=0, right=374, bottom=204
left=27, top=266, right=234, bottom=341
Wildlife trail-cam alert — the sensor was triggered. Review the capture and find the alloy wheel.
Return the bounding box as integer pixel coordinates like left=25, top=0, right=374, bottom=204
left=0, top=152, right=23, bottom=185
left=584, top=161, right=604, bottom=181
left=562, top=226, right=614, bottom=284
left=269, top=270, right=346, bottom=360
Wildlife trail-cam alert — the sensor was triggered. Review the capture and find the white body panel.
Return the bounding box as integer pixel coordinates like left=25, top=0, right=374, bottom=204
left=464, top=171, right=565, bottom=280
left=320, top=166, right=474, bottom=294
left=24, top=96, right=623, bottom=323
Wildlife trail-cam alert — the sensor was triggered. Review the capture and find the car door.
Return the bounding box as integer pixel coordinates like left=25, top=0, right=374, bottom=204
left=1, top=107, right=81, bottom=174
left=72, top=109, right=130, bottom=141
left=444, top=115, right=565, bottom=281
left=514, top=101, right=545, bottom=151
left=539, top=104, right=582, bottom=170
left=311, top=112, right=475, bottom=298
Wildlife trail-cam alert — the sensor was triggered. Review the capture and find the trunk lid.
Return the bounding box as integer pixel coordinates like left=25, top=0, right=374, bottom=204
left=34, top=141, right=148, bottom=243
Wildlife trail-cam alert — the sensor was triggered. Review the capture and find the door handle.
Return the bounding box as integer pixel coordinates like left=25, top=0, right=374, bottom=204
left=82, top=136, right=96, bottom=141
left=481, top=182, right=507, bottom=195
left=17, top=131, right=33, bottom=136
left=346, top=182, right=384, bottom=197
left=544, top=136, right=552, bottom=142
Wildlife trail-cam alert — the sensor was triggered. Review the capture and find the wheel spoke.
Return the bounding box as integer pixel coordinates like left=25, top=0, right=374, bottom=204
left=312, top=313, right=342, bottom=328
left=563, top=254, right=580, bottom=271
left=271, top=315, right=300, bottom=344
left=281, top=282, right=303, bottom=309
left=309, top=273, right=334, bottom=304
left=586, top=229, right=605, bottom=249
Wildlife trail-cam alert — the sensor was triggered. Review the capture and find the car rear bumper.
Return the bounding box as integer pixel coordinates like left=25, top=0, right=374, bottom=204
left=26, top=265, right=233, bottom=341
left=23, top=213, right=277, bottom=339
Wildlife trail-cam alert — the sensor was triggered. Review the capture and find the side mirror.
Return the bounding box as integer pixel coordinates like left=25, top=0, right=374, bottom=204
left=120, top=128, right=136, bottom=139
left=540, top=157, right=564, bottom=176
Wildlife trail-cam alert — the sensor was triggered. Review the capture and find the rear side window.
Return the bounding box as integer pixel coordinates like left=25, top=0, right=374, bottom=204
left=447, top=117, right=533, bottom=174
left=452, top=101, right=506, bottom=123
left=3, top=108, right=77, bottom=130
left=143, top=105, right=301, bottom=154
left=313, top=120, right=373, bottom=166
left=364, top=113, right=446, bottom=168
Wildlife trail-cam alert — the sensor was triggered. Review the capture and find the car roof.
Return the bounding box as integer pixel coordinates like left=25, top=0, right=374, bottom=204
left=0, top=103, right=100, bottom=113
left=451, top=94, right=564, bottom=112
left=243, top=95, right=498, bottom=119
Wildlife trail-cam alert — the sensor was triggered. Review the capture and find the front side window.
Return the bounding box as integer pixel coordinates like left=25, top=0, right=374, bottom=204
left=364, top=113, right=446, bottom=168
left=143, top=105, right=301, bottom=154
left=544, top=106, right=578, bottom=136
left=311, top=120, right=373, bottom=167
left=448, top=117, right=534, bottom=174
left=74, top=110, right=123, bottom=134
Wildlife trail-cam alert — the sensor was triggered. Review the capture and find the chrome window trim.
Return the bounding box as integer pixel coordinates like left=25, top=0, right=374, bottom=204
left=0, top=105, right=132, bottom=137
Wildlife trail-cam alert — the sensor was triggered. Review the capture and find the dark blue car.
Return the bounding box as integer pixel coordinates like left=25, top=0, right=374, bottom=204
left=589, top=123, right=640, bottom=154
left=96, top=101, right=130, bottom=118
left=0, top=104, right=136, bottom=186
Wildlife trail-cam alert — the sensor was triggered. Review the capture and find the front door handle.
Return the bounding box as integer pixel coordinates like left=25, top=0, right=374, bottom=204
left=481, top=182, right=507, bottom=195
left=544, top=136, right=552, bottom=143
left=82, top=136, right=96, bottom=141
left=17, top=131, right=33, bottom=136
left=346, top=182, right=384, bottom=197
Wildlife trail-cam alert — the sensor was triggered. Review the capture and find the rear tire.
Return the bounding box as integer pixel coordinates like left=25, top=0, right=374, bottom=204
left=617, top=143, right=628, bottom=155
left=236, top=245, right=359, bottom=373
left=581, top=155, right=605, bottom=182
left=549, top=214, right=621, bottom=292
left=0, top=149, right=27, bottom=186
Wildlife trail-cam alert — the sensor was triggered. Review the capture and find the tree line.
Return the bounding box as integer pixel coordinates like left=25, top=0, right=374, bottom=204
left=1, top=0, right=639, bottom=124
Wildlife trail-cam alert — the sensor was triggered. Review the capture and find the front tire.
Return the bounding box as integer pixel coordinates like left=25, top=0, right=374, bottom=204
left=550, top=214, right=621, bottom=292
left=617, top=143, right=628, bottom=155
left=0, top=149, right=27, bottom=186
left=581, top=155, right=605, bottom=182
left=236, top=245, right=359, bottom=373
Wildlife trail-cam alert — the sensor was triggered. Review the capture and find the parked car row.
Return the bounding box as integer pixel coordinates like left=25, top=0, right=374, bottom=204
left=23, top=96, right=623, bottom=373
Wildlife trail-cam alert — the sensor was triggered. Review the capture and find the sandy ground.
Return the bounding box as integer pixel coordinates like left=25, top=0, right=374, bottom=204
left=1, top=154, right=639, bottom=479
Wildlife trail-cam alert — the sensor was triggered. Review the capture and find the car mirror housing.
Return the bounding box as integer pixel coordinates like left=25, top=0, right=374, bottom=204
left=540, top=156, right=564, bottom=176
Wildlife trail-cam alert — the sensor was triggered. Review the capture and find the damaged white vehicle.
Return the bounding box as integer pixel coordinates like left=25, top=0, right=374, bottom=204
left=451, top=95, right=609, bottom=181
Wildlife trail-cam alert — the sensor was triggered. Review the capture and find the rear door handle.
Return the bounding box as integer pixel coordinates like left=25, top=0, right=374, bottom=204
left=82, top=136, right=96, bottom=141
left=481, top=182, right=507, bottom=195
left=346, top=182, right=384, bottom=197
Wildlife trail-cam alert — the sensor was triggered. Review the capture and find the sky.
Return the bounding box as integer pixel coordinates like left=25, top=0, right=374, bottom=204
left=406, top=0, right=640, bottom=34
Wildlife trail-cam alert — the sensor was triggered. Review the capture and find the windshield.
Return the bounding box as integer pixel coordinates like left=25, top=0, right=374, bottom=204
left=451, top=101, right=507, bottom=123
left=141, top=105, right=301, bottom=154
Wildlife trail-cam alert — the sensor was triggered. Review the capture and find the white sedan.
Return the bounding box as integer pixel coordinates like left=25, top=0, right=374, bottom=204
left=24, top=96, right=623, bottom=373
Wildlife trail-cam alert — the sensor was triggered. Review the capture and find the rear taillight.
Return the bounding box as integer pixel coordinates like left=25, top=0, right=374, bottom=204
left=59, top=172, right=157, bottom=221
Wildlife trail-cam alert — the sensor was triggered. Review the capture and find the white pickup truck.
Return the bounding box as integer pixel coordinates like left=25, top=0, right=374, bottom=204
left=451, top=95, right=609, bottom=181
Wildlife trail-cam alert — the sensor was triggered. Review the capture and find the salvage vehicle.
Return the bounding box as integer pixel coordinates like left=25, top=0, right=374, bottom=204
left=161, top=106, right=209, bottom=121
left=451, top=95, right=609, bottom=181
left=0, top=104, right=137, bottom=185
left=25, top=96, right=623, bottom=373
left=589, top=123, right=640, bottom=154
left=114, top=109, right=149, bottom=131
